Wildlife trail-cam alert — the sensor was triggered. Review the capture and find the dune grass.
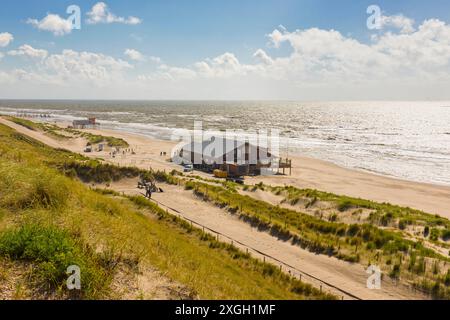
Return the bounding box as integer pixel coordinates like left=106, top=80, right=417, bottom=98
left=0, top=123, right=333, bottom=300
left=4, top=116, right=69, bottom=140
left=175, top=179, right=450, bottom=299
left=271, top=185, right=450, bottom=231
left=3, top=116, right=129, bottom=148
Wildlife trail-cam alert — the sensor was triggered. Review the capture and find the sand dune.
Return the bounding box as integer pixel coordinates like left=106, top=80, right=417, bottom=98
left=0, top=116, right=440, bottom=300
left=106, top=179, right=427, bottom=300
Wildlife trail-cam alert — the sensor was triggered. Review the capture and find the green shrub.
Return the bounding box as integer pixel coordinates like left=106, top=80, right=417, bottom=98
left=337, top=200, right=352, bottom=212
left=0, top=224, right=109, bottom=298
left=430, top=228, right=440, bottom=241
left=390, top=264, right=401, bottom=278
left=441, top=229, right=450, bottom=241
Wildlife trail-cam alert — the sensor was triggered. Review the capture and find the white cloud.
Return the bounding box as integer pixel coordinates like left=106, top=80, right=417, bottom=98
left=0, top=52, right=4, bottom=60
left=43, top=49, right=132, bottom=85
left=124, top=49, right=145, bottom=61
left=253, top=49, right=273, bottom=65
left=27, top=14, right=73, bottom=36
left=87, top=2, right=142, bottom=25
left=3, top=14, right=450, bottom=100
left=137, top=16, right=450, bottom=99
left=124, top=49, right=161, bottom=64
left=8, top=44, right=48, bottom=59
left=380, top=14, right=415, bottom=34
left=2, top=47, right=132, bottom=89
left=153, top=65, right=197, bottom=81
left=0, top=32, right=14, bottom=47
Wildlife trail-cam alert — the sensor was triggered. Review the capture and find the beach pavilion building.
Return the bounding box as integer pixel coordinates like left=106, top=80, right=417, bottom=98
left=173, top=136, right=292, bottom=177
left=72, top=118, right=98, bottom=129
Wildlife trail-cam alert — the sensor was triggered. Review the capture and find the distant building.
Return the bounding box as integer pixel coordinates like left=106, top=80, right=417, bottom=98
left=173, top=137, right=291, bottom=176
left=72, top=118, right=97, bottom=129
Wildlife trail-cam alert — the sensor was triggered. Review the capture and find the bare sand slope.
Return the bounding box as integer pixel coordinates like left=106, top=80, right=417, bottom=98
left=107, top=179, right=427, bottom=300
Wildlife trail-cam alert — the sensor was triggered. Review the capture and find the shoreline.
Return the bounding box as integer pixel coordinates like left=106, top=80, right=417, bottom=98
left=2, top=116, right=450, bottom=218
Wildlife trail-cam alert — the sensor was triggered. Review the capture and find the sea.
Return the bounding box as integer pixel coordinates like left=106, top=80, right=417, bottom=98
left=1, top=100, right=449, bottom=186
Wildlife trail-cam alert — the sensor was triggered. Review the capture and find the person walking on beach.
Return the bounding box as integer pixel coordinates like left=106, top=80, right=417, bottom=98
left=145, top=184, right=152, bottom=199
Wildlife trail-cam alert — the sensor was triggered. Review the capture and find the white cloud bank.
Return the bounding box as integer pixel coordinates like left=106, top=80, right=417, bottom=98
left=0, top=32, right=14, bottom=47
left=1, top=45, right=131, bottom=90
left=87, top=2, right=142, bottom=25
left=380, top=14, right=415, bottom=34
left=8, top=44, right=48, bottom=59
left=27, top=14, right=73, bottom=36
left=124, top=49, right=145, bottom=61
left=2, top=14, right=450, bottom=100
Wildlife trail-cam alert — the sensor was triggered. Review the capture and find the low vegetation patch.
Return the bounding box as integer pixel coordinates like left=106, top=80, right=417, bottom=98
left=0, top=224, right=111, bottom=299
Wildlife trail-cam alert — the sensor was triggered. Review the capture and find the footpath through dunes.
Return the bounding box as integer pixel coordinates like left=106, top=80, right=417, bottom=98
left=107, top=179, right=428, bottom=300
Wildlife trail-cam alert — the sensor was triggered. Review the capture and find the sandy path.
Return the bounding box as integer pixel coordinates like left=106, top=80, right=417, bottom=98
left=106, top=179, right=427, bottom=300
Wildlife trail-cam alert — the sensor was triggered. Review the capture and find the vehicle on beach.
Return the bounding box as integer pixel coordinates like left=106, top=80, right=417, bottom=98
left=226, top=176, right=244, bottom=184
left=182, top=163, right=194, bottom=172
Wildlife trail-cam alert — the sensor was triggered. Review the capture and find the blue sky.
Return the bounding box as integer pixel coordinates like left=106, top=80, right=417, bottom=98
left=1, top=0, right=450, bottom=99
left=3, top=0, right=450, bottom=63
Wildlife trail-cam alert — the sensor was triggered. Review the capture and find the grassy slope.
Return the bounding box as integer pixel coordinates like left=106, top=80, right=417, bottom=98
left=4, top=116, right=129, bottom=148
left=0, top=123, right=332, bottom=300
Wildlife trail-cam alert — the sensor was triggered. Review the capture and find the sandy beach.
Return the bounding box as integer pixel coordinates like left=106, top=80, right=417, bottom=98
left=1, top=116, right=450, bottom=218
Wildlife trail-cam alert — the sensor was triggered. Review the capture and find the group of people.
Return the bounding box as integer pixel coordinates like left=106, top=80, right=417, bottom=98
left=110, top=147, right=136, bottom=158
